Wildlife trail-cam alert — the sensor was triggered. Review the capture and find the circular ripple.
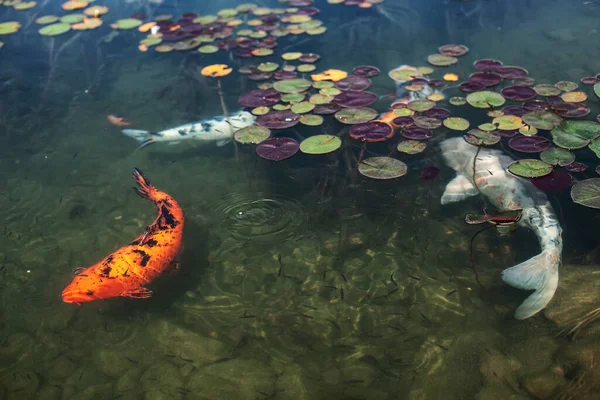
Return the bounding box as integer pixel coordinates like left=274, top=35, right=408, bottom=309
left=212, top=193, right=306, bottom=243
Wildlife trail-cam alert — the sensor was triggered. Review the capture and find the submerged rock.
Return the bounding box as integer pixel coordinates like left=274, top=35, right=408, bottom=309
left=521, top=369, right=567, bottom=399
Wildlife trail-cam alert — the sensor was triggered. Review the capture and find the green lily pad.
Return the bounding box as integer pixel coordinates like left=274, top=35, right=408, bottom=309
left=407, top=99, right=436, bottom=112
left=358, top=157, right=407, bottom=180
left=397, top=140, right=426, bottom=154
left=464, top=129, right=500, bottom=146
left=300, top=134, right=341, bottom=154
left=478, top=123, right=497, bottom=132
left=39, top=23, right=71, bottom=36
left=589, top=138, right=600, bottom=159
left=0, top=21, right=21, bottom=35
left=273, top=78, right=312, bottom=94
left=291, top=101, right=315, bottom=114
left=272, top=104, right=291, bottom=111
left=282, top=93, right=305, bottom=103
left=14, top=1, right=36, bottom=10
left=319, top=87, right=341, bottom=96
left=60, top=14, right=85, bottom=24
left=595, top=82, right=600, bottom=99
left=551, top=120, right=600, bottom=150
left=466, top=91, right=506, bottom=109
left=313, top=81, right=334, bottom=89
left=449, top=96, right=466, bottom=106
left=140, top=37, right=162, bottom=47
left=297, top=64, right=316, bottom=73
left=198, top=45, right=218, bottom=54
left=257, top=62, right=279, bottom=72
left=334, top=107, right=378, bottom=124
left=251, top=48, right=273, bottom=56
left=194, top=15, right=217, bottom=24
left=534, top=84, right=561, bottom=96
left=443, top=117, right=470, bottom=131
left=508, top=159, right=553, bottom=178
left=427, top=53, right=458, bottom=67
left=555, top=81, right=578, bottom=92
left=522, top=111, right=563, bottom=131
left=388, top=67, right=420, bottom=82
left=234, top=125, right=271, bottom=144
left=540, top=147, right=575, bottom=166
left=299, top=114, right=324, bottom=126
left=413, top=116, right=442, bottom=129
left=35, top=15, right=59, bottom=25
left=113, top=18, right=142, bottom=29
left=571, top=178, right=600, bottom=209
left=492, top=115, right=523, bottom=130
left=309, top=94, right=333, bottom=104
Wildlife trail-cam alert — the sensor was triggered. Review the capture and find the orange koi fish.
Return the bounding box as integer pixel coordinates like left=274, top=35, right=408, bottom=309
left=61, top=168, right=184, bottom=304
left=107, top=114, right=132, bottom=127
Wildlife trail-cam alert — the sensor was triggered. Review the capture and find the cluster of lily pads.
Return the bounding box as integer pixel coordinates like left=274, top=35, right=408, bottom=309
left=326, top=0, right=384, bottom=7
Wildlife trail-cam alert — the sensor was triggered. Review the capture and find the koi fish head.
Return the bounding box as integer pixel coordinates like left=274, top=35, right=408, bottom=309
left=61, top=273, right=124, bottom=304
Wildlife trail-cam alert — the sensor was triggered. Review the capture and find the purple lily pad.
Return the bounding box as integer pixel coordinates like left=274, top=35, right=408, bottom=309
left=501, top=86, right=537, bottom=101
left=420, top=166, right=440, bottom=180
left=473, top=59, right=503, bottom=71
left=235, top=49, right=254, bottom=58
left=565, top=162, right=588, bottom=172
left=512, top=77, right=535, bottom=86
left=421, top=107, right=451, bottom=119
left=248, top=73, right=273, bottom=81
left=288, top=0, right=313, bottom=6
left=392, top=116, right=414, bottom=128
left=409, top=78, right=430, bottom=86
left=296, top=6, right=320, bottom=16
left=581, top=77, right=598, bottom=85
left=335, top=75, right=371, bottom=91
left=469, top=72, right=502, bottom=88
left=551, top=102, right=577, bottom=112
left=353, top=65, right=380, bottom=77
left=556, top=105, right=590, bottom=118
left=497, top=129, right=519, bottom=138
left=256, top=110, right=300, bottom=129
left=274, top=71, right=298, bottom=80
left=334, top=90, right=378, bottom=108
left=349, top=121, right=394, bottom=142
left=256, top=137, right=299, bottom=161
left=299, top=53, right=320, bottom=63
left=428, top=79, right=446, bottom=88
left=401, top=126, right=433, bottom=140
left=508, top=136, right=552, bottom=153
left=459, top=81, right=486, bottom=93
left=523, top=100, right=550, bottom=111
left=530, top=169, right=572, bottom=192
left=495, top=66, right=528, bottom=79
left=313, top=103, right=341, bottom=115
left=238, top=89, right=281, bottom=107
left=439, top=44, right=469, bottom=57
left=502, top=106, right=528, bottom=116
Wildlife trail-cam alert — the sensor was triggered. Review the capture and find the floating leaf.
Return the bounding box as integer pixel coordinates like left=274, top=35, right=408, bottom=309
left=534, top=84, right=561, bottom=96
left=478, top=123, right=497, bottom=132
left=565, top=162, right=588, bottom=173
left=251, top=48, right=273, bottom=57
left=501, top=86, right=537, bottom=101
left=508, top=159, right=553, bottom=178
left=493, top=115, right=523, bottom=130
left=449, top=97, right=466, bottom=106
left=594, top=82, right=600, bottom=99
left=413, top=116, right=442, bottom=129
left=311, top=69, right=348, bottom=82
left=401, top=126, right=432, bottom=140
left=439, top=44, right=469, bottom=56
left=466, top=91, right=506, bottom=109
left=531, top=169, right=572, bottom=192
left=72, top=17, right=102, bottom=30
left=201, top=64, right=232, bottom=78
left=427, top=54, right=458, bottom=67
left=112, top=18, right=142, bottom=29
left=62, top=0, right=87, bottom=11
left=590, top=138, right=600, bottom=159
left=571, top=178, right=600, bottom=209
left=308, top=94, right=332, bottom=104
left=198, top=45, right=218, bottom=54
left=14, top=2, right=36, bottom=10
left=561, top=91, right=587, bottom=103
left=300, top=135, right=341, bottom=154
left=256, top=137, right=299, bottom=161
left=256, top=110, right=300, bottom=129
left=508, top=136, right=551, bottom=153
left=297, top=64, right=316, bottom=73
left=464, top=129, right=500, bottom=146
left=334, top=107, right=378, bottom=124
left=358, top=157, right=407, bottom=180
left=84, top=5, right=108, bottom=16
left=521, top=111, right=563, bottom=130
left=251, top=106, right=270, bottom=116
left=39, top=23, right=71, bottom=36
left=35, top=16, right=59, bottom=25
left=299, top=114, right=324, bottom=126
left=443, top=117, right=470, bottom=131
left=281, top=52, right=302, bottom=60
left=234, top=126, right=271, bottom=144
left=273, top=78, right=312, bottom=93
left=519, top=125, right=538, bottom=136
left=540, top=147, right=575, bottom=166
left=333, top=91, right=378, bottom=108
left=291, top=101, right=315, bottom=114
left=0, top=22, right=21, bottom=35
left=388, top=66, right=420, bottom=82
left=349, top=121, right=394, bottom=142
left=397, top=140, right=426, bottom=154
left=555, top=81, right=578, bottom=92
left=282, top=93, right=305, bottom=103
left=443, top=73, right=459, bottom=82
left=551, top=120, right=600, bottom=149
left=407, top=99, right=436, bottom=112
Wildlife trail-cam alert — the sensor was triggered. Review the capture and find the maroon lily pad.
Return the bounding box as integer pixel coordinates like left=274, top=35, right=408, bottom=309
left=401, top=126, right=433, bottom=140
left=353, top=65, right=380, bottom=77
left=421, top=108, right=451, bottom=119
left=508, top=136, right=552, bottom=153
left=501, top=86, right=537, bottom=101
left=565, top=162, right=588, bottom=172
left=335, top=75, right=371, bottom=91
left=392, top=116, right=414, bottom=128
left=439, top=44, right=469, bottom=57
left=459, top=81, right=485, bottom=93
left=296, top=6, right=320, bottom=16
left=523, top=100, right=550, bottom=111
left=334, top=90, right=378, bottom=107
left=349, top=121, right=394, bottom=142
left=469, top=72, right=502, bottom=88
left=581, top=77, right=598, bottom=85
left=238, top=89, right=281, bottom=107
left=299, top=53, right=320, bottom=63
left=473, top=59, right=503, bottom=71
left=248, top=73, right=273, bottom=81
left=235, top=49, right=254, bottom=58
left=530, top=169, right=572, bottom=192
left=274, top=71, right=298, bottom=80
left=556, top=105, right=590, bottom=118
left=502, top=106, right=528, bottom=116
left=428, top=79, right=446, bottom=87
left=497, top=129, right=519, bottom=138
left=288, top=0, right=313, bottom=5
left=256, top=110, right=300, bottom=129
left=495, top=66, right=528, bottom=79
left=256, top=137, right=299, bottom=161
left=313, top=103, right=341, bottom=115
left=420, top=166, right=440, bottom=180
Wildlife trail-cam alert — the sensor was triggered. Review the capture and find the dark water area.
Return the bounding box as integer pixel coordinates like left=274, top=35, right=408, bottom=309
left=1, top=0, right=600, bottom=399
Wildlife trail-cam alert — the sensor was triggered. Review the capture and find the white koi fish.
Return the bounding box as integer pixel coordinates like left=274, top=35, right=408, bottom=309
left=440, top=137, right=563, bottom=320
left=122, top=110, right=255, bottom=149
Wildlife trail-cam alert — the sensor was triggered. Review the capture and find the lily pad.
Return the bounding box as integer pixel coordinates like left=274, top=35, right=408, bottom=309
left=349, top=121, right=394, bottom=142
left=198, top=45, right=219, bottom=54
left=493, top=115, right=523, bottom=130
left=257, top=62, right=279, bottom=72
left=309, top=94, right=333, bottom=104
left=594, top=82, right=600, bottom=99
left=353, top=65, right=380, bottom=77
left=571, top=178, right=600, bottom=209
left=401, top=126, right=432, bottom=140
left=407, top=99, right=436, bottom=112
left=299, top=114, right=324, bottom=126
left=531, top=169, right=572, bottom=192
left=334, top=90, right=378, bottom=107
left=299, top=135, right=341, bottom=154
left=561, top=91, right=587, bottom=103
left=256, top=137, right=299, bottom=161
left=282, top=93, right=305, bottom=103
left=500, top=85, right=537, bottom=101
left=534, top=84, right=561, bottom=96
left=464, top=129, right=500, bottom=146
left=334, top=107, right=378, bottom=124
left=397, top=140, right=426, bottom=154
left=427, top=54, right=458, bottom=67
left=238, top=89, right=281, bottom=107
left=466, top=91, right=506, bottom=109
left=555, top=81, right=578, bottom=92
left=39, top=23, right=71, bottom=36
left=0, top=22, right=21, bottom=35
left=291, top=102, right=315, bottom=114
left=551, top=120, right=600, bottom=149
left=522, top=111, right=563, bottom=130
left=335, top=75, right=371, bottom=91
left=36, top=16, right=59, bottom=25
left=413, top=116, right=442, bottom=129
left=273, top=78, right=312, bottom=94
left=358, top=157, right=407, bottom=180
left=508, top=136, right=552, bottom=153
left=443, top=117, right=470, bottom=131
left=590, top=138, right=600, bottom=159
left=14, top=1, right=36, bottom=10
left=508, top=159, right=553, bottom=178
left=449, top=97, right=466, bottom=106
left=439, top=44, right=469, bottom=57
left=540, top=147, right=575, bottom=166
left=234, top=126, right=271, bottom=144
left=112, top=18, right=142, bottom=29
left=256, top=110, right=300, bottom=129
left=565, top=162, right=588, bottom=173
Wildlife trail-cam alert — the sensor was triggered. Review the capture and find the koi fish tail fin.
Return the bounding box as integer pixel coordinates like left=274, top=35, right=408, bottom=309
left=132, top=168, right=158, bottom=200
left=122, top=129, right=157, bottom=150
left=501, top=249, right=560, bottom=320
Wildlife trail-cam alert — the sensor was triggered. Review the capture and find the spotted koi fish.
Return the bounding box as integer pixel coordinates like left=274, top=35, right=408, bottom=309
left=61, top=168, right=184, bottom=304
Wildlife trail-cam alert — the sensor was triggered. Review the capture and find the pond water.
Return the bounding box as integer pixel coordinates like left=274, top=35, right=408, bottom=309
left=1, top=0, right=600, bottom=399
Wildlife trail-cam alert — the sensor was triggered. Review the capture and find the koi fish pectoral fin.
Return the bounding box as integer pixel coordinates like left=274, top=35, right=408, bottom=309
left=119, top=287, right=153, bottom=299
left=441, top=174, right=479, bottom=205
